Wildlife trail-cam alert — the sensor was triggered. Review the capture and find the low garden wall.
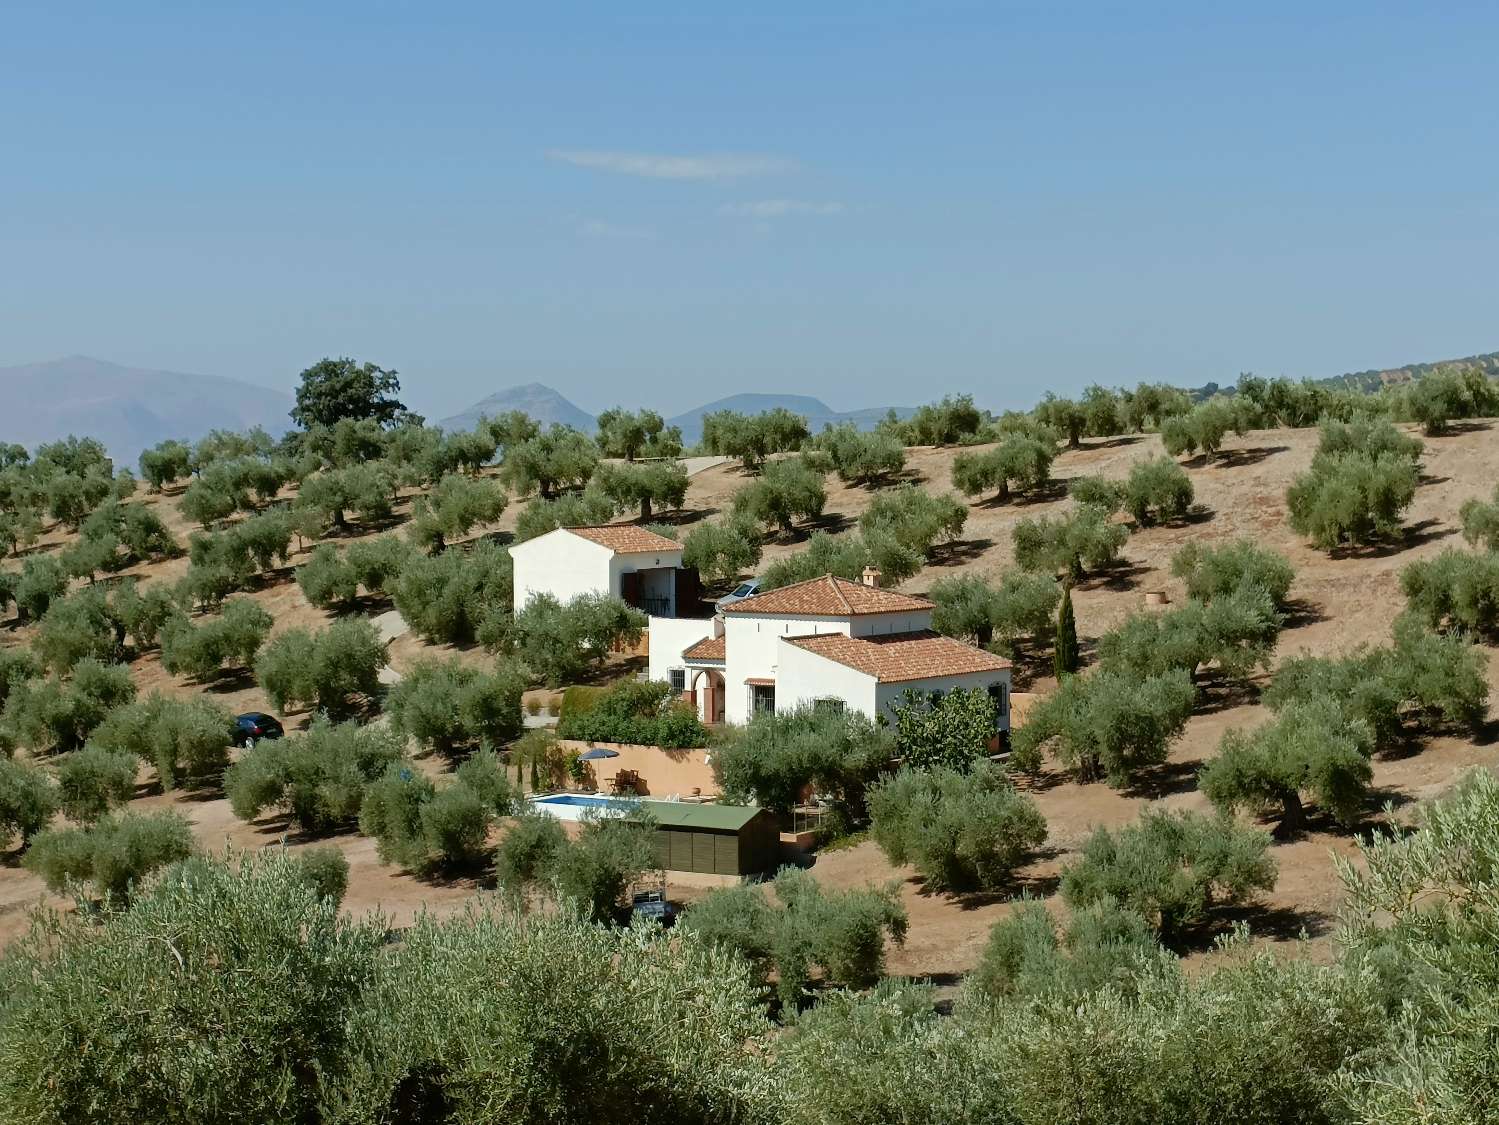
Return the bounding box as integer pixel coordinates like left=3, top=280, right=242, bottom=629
left=555, top=739, right=719, bottom=799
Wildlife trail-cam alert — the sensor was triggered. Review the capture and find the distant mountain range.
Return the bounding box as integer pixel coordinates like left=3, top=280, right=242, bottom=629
left=1188, top=349, right=1499, bottom=401
left=0, top=356, right=292, bottom=467
left=438, top=387, right=914, bottom=445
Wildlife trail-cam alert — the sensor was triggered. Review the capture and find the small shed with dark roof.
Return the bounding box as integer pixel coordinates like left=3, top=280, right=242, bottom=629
left=630, top=799, right=781, bottom=877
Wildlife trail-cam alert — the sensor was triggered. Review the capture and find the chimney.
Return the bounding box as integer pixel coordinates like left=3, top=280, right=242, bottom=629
left=861, top=565, right=881, bottom=588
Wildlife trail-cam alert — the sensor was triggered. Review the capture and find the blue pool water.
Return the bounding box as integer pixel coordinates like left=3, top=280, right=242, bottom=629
left=528, top=793, right=639, bottom=820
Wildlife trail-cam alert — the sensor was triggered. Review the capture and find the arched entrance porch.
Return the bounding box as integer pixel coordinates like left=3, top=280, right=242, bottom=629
left=689, top=668, right=726, bottom=725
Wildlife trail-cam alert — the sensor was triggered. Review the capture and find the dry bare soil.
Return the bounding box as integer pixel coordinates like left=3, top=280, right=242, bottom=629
left=3, top=422, right=1498, bottom=985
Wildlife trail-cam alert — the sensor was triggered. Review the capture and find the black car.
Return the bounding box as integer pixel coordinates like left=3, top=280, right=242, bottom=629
left=234, top=712, right=285, bottom=747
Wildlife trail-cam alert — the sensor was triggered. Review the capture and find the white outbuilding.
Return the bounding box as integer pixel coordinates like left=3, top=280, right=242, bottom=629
left=508, top=524, right=698, bottom=616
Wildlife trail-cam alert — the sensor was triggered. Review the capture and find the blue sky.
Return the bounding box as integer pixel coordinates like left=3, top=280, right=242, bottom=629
left=4, top=2, right=1497, bottom=420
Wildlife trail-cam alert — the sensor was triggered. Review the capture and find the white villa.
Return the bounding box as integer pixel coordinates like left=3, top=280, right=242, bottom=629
left=508, top=524, right=699, bottom=618
left=648, top=568, right=1011, bottom=729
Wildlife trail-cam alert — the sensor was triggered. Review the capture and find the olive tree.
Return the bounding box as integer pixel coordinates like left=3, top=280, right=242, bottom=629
left=859, top=486, right=966, bottom=558
left=1060, top=808, right=1277, bottom=943
left=0, top=659, right=136, bottom=755
left=595, top=407, right=683, bottom=461
left=160, top=598, right=273, bottom=682
left=950, top=435, right=1054, bottom=503
left=681, top=514, right=763, bottom=587
left=54, top=746, right=138, bottom=824
left=929, top=571, right=1060, bottom=651
left=406, top=472, right=507, bottom=553
left=386, top=656, right=525, bottom=755
left=253, top=617, right=388, bottom=717
left=1171, top=538, right=1295, bottom=608
left=760, top=529, right=924, bottom=591
left=500, top=426, right=599, bottom=498
left=700, top=407, right=810, bottom=470
left=1200, top=699, right=1374, bottom=829
left=504, top=592, right=645, bottom=686
left=89, top=693, right=233, bottom=790
left=1013, top=503, right=1129, bottom=580
left=733, top=457, right=828, bottom=535
left=0, top=757, right=58, bottom=849
left=1399, top=548, right=1499, bottom=637
left=592, top=460, right=689, bottom=521
left=23, top=810, right=195, bottom=904
left=1286, top=450, right=1418, bottom=550
left=512, top=483, right=618, bottom=542
left=1096, top=584, right=1282, bottom=686
left=391, top=540, right=512, bottom=644
left=1012, top=667, right=1195, bottom=785
left=868, top=763, right=1046, bottom=892
left=808, top=424, right=906, bottom=485
left=1121, top=457, right=1194, bottom=525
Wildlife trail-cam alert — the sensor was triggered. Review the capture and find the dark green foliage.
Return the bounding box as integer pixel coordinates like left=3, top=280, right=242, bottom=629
left=24, top=810, right=195, bottom=904
left=808, top=424, right=906, bottom=485
left=1317, top=415, right=1423, bottom=462
left=511, top=482, right=618, bottom=541
left=35, top=588, right=122, bottom=673
left=950, top=434, right=1054, bottom=502
left=595, top=407, right=684, bottom=461
left=493, top=811, right=567, bottom=898
left=392, top=540, right=512, bottom=644
left=1396, top=364, right=1499, bottom=435
left=417, top=783, right=493, bottom=868
left=887, top=686, right=1004, bottom=771
left=291, top=356, right=409, bottom=429
left=1286, top=450, right=1419, bottom=550
left=454, top=748, right=519, bottom=815
left=929, top=570, right=1060, bottom=650
left=1458, top=484, right=1499, bottom=552
left=700, top=407, right=810, bottom=470
left=0, top=757, right=58, bottom=848
left=294, top=845, right=350, bottom=907
left=1171, top=538, right=1295, bottom=607
left=160, top=597, right=273, bottom=681
left=970, top=898, right=1166, bottom=1003
left=138, top=438, right=193, bottom=491
left=592, top=460, right=689, bottom=521
left=253, top=617, right=388, bottom=717
left=1034, top=393, right=1088, bottom=448
left=1159, top=398, right=1245, bottom=459
left=54, top=746, right=137, bottom=824
left=406, top=472, right=507, bottom=552
left=550, top=812, right=660, bottom=923
left=1061, top=808, right=1277, bottom=942
left=1013, top=503, right=1129, bottom=580
left=0, top=648, right=42, bottom=714
left=500, top=425, right=600, bottom=498
left=0, top=659, right=137, bottom=755
left=89, top=693, right=233, bottom=790
left=868, top=764, right=1046, bottom=892
left=1201, top=699, right=1374, bottom=828
left=12, top=554, right=67, bottom=621
left=294, top=462, right=395, bottom=533
left=357, top=765, right=437, bottom=867
left=386, top=657, right=525, bottom=755
left=504, top=591, right=645, bottom=687
left=681, top=513, right=763, bottom=587
left=1121, top=456, right=1194, bottom=525
left=1068, top=473, right=1124, bottom=509
left=892, top=395, right=984, bottom=446
left=556, top=678, right=708, bottom=749
left=858, top=485, right=966, bottom=558
left=1054, top=584, right=1079, bottom=676
left=1400, top=547, right=1499, bottom=636
left=710, top=705, right=894, bottom=818
left=45, top=470, right=112, bottom=531
left=225, top=718, right=405, bottom=834
left=1012, top=667, right=1195, bottom=784
left=681, top=867, right=907, bottom=1008
left=0, top=848, right=388, bottom=1124
left=733, top=456, right=828, bottom=534
left=759, top=528, right=924, bottom=591
left=1097, top=584, right=1283, bottom=684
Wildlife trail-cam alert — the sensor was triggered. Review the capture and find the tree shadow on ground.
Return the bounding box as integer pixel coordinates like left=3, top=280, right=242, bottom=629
left=1081, top=561, right=1150, bottom=592
left=651, top=506, right=718, bottom=527
left=1207, top=901, right=1335, bottom=945
left=1080, top=436, right=1144, bottom=451
left=929, top=538, right=995, bottom=567
left=1329, top=518, right=1454, bottom=560
left=1436, top=420, right=1494, bottom=435
left=202, top=667, right=256, bottom=694
left=1123, top=757, right=1205, bottom=800
left=1213, top=444, right=1291, bottom=469
left=1281, top=597, right=1328, bottom=630
left=779, top=512, right=855, bottom=543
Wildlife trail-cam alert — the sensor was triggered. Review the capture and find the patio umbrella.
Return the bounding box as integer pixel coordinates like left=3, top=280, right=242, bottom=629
left=578, top=748, right=620, bottom=760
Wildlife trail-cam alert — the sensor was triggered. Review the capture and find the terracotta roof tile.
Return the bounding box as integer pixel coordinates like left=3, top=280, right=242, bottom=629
left=785, top=630, right=1010, bottom=683
left=682, top=635, right=726, bottom=661
left=721, top=575, right=932, bottom=617
left=565, top=524, right=681, bottom=554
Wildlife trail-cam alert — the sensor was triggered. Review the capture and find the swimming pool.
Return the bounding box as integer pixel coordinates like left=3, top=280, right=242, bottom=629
left=527, top=793, right=640, bottom=822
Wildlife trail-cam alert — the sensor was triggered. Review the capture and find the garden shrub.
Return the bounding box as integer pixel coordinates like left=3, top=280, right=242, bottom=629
left=556, top=679, right=708, bottom=749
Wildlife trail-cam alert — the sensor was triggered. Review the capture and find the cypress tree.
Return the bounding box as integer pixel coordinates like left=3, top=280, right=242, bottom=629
left=1055, top=584, right=1079, bottom=677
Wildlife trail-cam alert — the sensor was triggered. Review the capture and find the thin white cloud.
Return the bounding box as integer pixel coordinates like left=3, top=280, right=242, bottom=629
left=548, top=149, right=795, bottom=181
left=576, top=219, right=655, bottom=240
left=718, top=199, right=845, bottom=218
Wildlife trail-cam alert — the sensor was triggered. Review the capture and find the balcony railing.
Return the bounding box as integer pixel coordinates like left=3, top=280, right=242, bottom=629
left=632, top=596, right=672, bottom=616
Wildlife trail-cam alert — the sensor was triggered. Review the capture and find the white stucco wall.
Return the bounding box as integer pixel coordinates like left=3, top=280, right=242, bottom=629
left=774, top=641, right=880, bottom=718
left=509, top=530, right=616, bottom=612
left=874, top=668, right=1013, bottom=730
left=722, top=614, right=849, bottom=724
left=646, top=615, right=719, bottom=685
left=848, top=609, right=934, bottom=637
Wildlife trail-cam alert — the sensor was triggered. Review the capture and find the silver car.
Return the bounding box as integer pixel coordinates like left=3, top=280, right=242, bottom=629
left=716, top=579, right=761, bottom=610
